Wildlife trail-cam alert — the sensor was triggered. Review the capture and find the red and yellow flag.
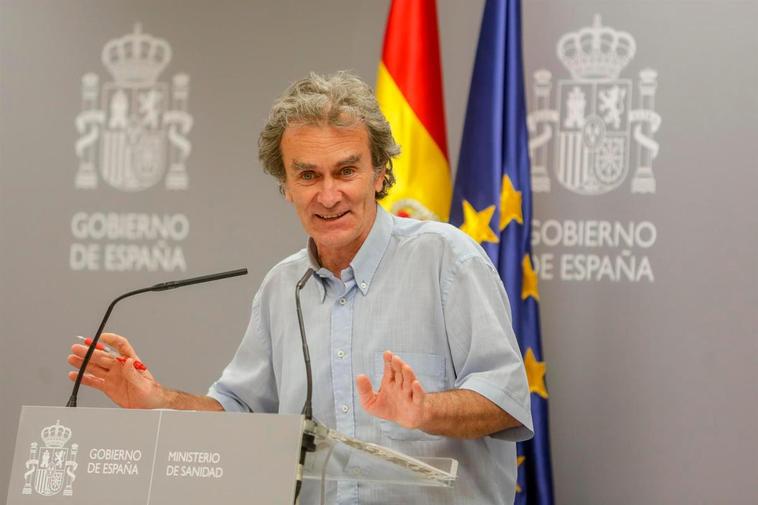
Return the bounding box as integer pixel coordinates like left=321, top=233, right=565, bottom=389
left=376, top=0, right=452, bottom=221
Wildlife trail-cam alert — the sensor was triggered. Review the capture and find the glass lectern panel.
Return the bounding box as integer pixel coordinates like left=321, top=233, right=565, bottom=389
left=302, top=420, right=458, bottom=488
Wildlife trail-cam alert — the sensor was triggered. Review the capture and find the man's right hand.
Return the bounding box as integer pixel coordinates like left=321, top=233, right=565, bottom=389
left=67, top=332, right=167, bottom=409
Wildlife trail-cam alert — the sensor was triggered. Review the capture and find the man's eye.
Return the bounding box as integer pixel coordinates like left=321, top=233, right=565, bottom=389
left=301, top=171, right=315, bottom=181
left=340, top=167, right=356, bottom=176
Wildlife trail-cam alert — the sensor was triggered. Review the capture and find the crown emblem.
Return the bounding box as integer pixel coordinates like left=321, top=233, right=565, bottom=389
left=101, top=24, right=172, bottom=88
left=557, top=15, right=636, bottom=81
left=40, top=420, right=72, bottom=448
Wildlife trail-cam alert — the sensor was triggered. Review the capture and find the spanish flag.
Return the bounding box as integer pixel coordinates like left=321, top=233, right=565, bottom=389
left=376, top=0, right=452, bottom=221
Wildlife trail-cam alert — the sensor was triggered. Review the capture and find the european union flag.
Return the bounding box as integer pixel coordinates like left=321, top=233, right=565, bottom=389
left=450, top=1, right=555, bottom=503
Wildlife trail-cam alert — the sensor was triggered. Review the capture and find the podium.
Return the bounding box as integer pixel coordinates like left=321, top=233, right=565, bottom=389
left=6, top=406, right=457, bottom=505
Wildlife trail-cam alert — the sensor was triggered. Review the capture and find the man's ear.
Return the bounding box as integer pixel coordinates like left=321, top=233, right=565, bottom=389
left=281, top=181, right=293, bottom=202
left=373, top=166, right=386, bottom=193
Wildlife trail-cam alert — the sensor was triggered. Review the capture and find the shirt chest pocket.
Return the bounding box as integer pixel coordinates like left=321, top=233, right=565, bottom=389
left=371, top=351, right=447, bottom=441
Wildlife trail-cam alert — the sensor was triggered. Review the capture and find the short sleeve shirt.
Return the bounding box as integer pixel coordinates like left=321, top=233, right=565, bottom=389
left=208, top=206, right=533, bottom=505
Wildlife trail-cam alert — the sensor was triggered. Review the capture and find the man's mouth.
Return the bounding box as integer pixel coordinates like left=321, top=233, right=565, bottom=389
left=315, top=210, right=349, bottom=221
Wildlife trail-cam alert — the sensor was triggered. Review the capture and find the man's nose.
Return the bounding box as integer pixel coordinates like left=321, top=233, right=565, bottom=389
left=316, top=178, right=341, bottom=208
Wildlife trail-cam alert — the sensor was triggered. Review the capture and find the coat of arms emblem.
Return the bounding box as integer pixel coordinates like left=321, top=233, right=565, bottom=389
left=528, top=15, right=661, bottom=195
left=75, top=24, right=193, bottom=192
left=22, top=420, right=79, bottom=497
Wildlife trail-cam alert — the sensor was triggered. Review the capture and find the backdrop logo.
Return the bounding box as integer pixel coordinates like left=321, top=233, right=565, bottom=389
left=75, top=24, right=193, bottom=192
left=527, top=15, right=662, bottom=283
left=22, top=421, right=79, bottom=497
left=528, top=15, right=661, bottom=195
left=69, top=24, right=191, bottom=272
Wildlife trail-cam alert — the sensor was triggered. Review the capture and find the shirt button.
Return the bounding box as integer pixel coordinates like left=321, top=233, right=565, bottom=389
left=341, top=404, right=350, bottom=413
left=360, top=281, right=367, bottom=290
left=339, top=297, right=346, bottom=305
left=336, top=350, right=346, bottom=359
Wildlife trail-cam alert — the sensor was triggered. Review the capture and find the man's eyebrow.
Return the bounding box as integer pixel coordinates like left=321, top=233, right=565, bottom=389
left=336, top=154, right=361, bottom=166
left=291, top=154, right=361, bottom=171
left=292, top=160, right=316, bottom=171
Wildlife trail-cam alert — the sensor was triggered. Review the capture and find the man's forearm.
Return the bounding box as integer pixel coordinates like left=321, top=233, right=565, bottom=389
left=418, top=389, right=520, bottom=439
left=161, top=389, right=225, bottom=411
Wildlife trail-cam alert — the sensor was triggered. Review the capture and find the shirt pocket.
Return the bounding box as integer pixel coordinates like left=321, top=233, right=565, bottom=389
left=371, top=351, right=446, bottom=441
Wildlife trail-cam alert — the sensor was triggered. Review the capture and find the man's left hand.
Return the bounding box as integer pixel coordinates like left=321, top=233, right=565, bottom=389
left=355, top=350, right=427, bottom=429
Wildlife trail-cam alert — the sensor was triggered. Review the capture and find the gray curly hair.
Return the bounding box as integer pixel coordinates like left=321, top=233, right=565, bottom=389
left=258, top=71, right=400, bottom=199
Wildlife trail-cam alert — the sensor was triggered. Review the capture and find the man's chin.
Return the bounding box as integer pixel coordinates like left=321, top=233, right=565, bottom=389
left=312, top=232, right=349, bottom=248
left=310, top=228, right=362, bottom=252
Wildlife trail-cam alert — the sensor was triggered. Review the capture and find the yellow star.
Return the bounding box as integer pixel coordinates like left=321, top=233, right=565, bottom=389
left=516, top=455, right=526, bottom=493
left=459, top=199, right=499, bottom=244
left=524, top=347, right=548, bottom=399
left=521, top=254, right=540, bottom=301
left=499, top=175, right=523, bottom=231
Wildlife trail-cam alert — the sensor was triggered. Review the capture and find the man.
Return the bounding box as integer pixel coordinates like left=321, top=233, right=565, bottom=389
left=68, top=71, right=533, bottom=504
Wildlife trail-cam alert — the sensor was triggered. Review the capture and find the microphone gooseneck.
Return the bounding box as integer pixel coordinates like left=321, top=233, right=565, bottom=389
left=293, top=267, right=315, bottom=504
left=66, top=268, right=248, bottom=407
left=295, top=268, right=315, bottom=420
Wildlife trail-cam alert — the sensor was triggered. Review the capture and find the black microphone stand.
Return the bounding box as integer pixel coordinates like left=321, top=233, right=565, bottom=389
left=293, top=268, right=316, bottom=503
left=66, top=268, right=248, bottom=407
left=66, top=285, right=152, bottom=407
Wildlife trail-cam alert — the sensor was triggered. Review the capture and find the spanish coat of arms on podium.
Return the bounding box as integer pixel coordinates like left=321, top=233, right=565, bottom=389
left=22, top=420, right=79, bottom=497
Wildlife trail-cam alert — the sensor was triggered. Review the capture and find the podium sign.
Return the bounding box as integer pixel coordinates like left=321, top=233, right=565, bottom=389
left=7, top=406, right=304, bottom=505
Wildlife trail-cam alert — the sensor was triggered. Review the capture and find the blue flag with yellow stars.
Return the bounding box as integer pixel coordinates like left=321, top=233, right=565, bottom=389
left=449, top=0, right=555, bottom=503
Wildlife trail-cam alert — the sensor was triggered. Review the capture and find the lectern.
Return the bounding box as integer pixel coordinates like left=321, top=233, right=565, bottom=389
left=6, top=406, right=457, bottom=505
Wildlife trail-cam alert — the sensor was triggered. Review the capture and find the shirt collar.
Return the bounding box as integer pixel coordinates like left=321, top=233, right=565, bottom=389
left=349, top=205, right=393, bottom=296
left=305, top=204, right=393, bottom=299
left=306, top=240, right=328, bottom=302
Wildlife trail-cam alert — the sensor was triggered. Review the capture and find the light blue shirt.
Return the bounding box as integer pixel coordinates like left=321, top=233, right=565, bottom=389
left=208, top=206, right=533, bottom=505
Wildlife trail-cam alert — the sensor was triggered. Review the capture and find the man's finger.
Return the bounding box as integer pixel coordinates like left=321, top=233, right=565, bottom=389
left=391, top=355, right=407, bottom=388
left=67, top=351, right=110, bottom=371
left=67, top=370, right=105, bottom=390
left=355, top=374, right=376, bottom=407
left=71, top=344, right=117, bottom=370
left=99, top=333, right=139, bottom=360
left=401, top=364, right=417, bottom=392
left=67, top=354, right=109, bottom=379
left=70, top=343, right=89, bottom=358
left=393, top=364, right=404, bottom=388
left=382, top=351, right=395, bottom=385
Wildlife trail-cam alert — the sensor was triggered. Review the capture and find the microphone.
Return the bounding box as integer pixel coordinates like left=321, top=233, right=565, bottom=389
left=293, top=267, right=315, bottom=503
left=66, top=268, right=248, bottom=407
left=151, top=268, right=248, bottom=291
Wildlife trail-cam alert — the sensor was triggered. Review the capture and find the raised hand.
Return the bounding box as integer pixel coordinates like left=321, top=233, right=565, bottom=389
left=67, top=333, right=165, bottom=409
left=355, top=350, right=428, bottom=430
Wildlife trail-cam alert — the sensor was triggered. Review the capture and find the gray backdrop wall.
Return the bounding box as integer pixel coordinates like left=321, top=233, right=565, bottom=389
left=1, top=1, right=755, bottom=504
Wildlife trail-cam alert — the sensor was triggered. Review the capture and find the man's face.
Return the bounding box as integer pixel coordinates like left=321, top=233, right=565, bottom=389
left=280, top=123, right=385, bottom=264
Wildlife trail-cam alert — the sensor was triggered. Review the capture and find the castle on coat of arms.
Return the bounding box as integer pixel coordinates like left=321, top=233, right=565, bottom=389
left=22, top=420, right=79, bottom=497
left=75, top=24, right=193, bottom=192
left=528, top=15, right=662, bottom=195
